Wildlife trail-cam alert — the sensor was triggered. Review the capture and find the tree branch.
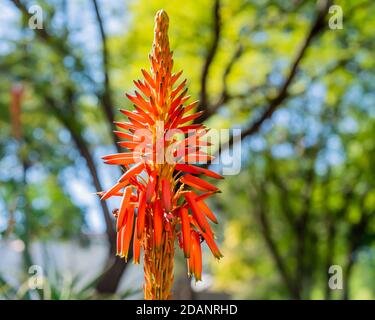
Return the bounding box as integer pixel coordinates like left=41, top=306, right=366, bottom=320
left=294, top=147, right=319, bottom=296
left=252, top=184, right=301, bottom=299
left=198, top=0, right=221, bottom=112
left=216, top=0, right=331, bottom=155
left=11, top=0, right=66, bottom=54
left=11, top=0, right=120, bottom=150
left=11, top=0, right=130, bottom=293
left=343, top=189, right=372, bottom=299
left=43, top=95, right=130, bottom=294
left=198, top=44, right=244, bottom=122
left=91, top=0, right=120, bottom=151
left=10, top=0, right=94, bottom=84
left=266, top=157, right=296, bottom=228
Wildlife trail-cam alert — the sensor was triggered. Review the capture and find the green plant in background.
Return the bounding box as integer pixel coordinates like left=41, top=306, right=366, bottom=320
left=0, top=271, right=139, bottom=300
left=213, top=67, right=375, bottom=300
left=1, top=0, right=374, bottom=299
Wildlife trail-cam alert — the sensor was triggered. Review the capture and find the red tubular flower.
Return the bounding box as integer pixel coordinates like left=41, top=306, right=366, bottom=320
left=10, top=84, right=24, bottom=141
left=99, top=9, right=223, bottom=300
left=179, top=207, right=191, bottom=258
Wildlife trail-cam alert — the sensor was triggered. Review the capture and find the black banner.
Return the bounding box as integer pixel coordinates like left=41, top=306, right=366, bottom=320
left=1, top=300, right=371, bottom=318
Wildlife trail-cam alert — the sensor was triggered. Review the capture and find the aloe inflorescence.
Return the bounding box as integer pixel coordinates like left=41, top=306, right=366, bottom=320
left=99, top=9, right=223, bottom=300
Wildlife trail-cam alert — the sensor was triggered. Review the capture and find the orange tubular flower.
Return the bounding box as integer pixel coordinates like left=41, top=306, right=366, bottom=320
left=99, top=9, right=223, bottom=300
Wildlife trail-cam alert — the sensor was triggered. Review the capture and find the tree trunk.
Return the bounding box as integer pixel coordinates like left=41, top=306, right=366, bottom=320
left=70, top=129, right=131, bottom=293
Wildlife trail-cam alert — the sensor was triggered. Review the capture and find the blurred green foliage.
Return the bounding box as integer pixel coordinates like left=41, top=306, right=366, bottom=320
left=0, top=0, right=374, bottom=299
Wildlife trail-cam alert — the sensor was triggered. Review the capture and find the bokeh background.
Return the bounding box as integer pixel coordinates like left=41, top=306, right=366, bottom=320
left=1, top=0, right=374, bottom=300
